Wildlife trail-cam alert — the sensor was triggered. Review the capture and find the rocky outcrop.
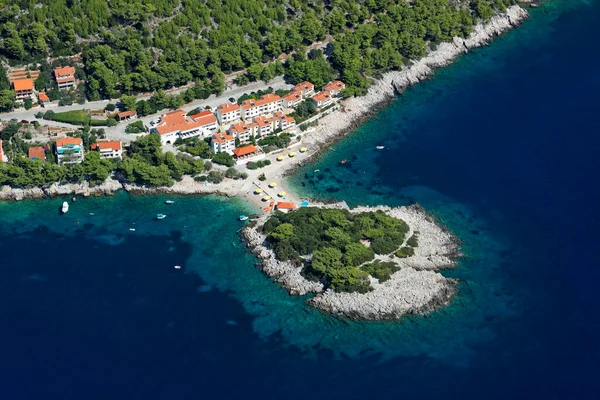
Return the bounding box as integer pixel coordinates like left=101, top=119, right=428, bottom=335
left=243, top=203, right=462, bottom=320
left=0, top=177, right=123, bottom=201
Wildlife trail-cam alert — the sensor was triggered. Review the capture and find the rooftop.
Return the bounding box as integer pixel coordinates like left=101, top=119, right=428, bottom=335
left=323, top=80, right=345, bottom=92
left=117, top=110, right=137, bottom=118
left=54, top=66, right=75, bottom=77
left=212, top=133, right=234, bottom=144
left=292, top=81, right=314, bottom=92
left=28, top=146, right=46, bottom=160
left=276, top=202, right=296, bottom=210
left=55, top=137, right=82, bottom=147
left=228, top=122, right=252, bottom=135
left=190, top=110, right=218, bottom=126
left=312, top=91, right=331, bottom=103
left=283, top=92, right=302, bottom=102
left=232, top=145, right=258, bottom=157
left=217, top=103, right=240, bottom=113
left=155, top=110, right=203, bottom=135
left=38, top=92, right=50, bottom=102
left=241, top=93, right=282, bottom=109
left=13, top=78, right=34, bottom=91
left=91, top=140, right=122, bottom=152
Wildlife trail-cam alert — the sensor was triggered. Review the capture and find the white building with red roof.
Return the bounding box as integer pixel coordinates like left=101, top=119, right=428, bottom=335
left=211, top=132, right=236, bottom=154
left=55, top=137, right=84, bottom=165
left=91, top=140, right=123, bottom=160
left=311, top=91, right=333, bottom=109
left=273, top=111, right=296, bottom=131
left=54, top=66, right=76, bottom=89
left=227, top=122, right=253, bottom=143
left=240, top=94, right=283, bottom=120
left=151, top=109, right=218, bottom=145
left=322, top=80, right=346, bottom=96
left=215, top=103, right=241, bottom=125
left=282, top=92, right=303, bottom=108
left=291, top=81, right=315, bottom=97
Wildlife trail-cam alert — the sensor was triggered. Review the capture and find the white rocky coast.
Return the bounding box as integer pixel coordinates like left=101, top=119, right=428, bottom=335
left=243, top=203, right=461, bottom=320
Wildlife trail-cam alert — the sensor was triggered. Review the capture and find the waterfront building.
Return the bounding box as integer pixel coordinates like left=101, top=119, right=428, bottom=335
left=240, top=94, right=283, bottom=120
left=323, top=80, right=346, bottom=96
left=282, top=92, right=303, bottom=108
left=311, top=91, right=333, bottom=108
left=273, top=111, right=296, bottom=131
left=211, top=132, right=235, bottom=154
left=227, top=122, right=253, bottom=143
left=151, top=109, right=217, bottom=145
left=55, top=137, right=84, bottom=165
left=90, top=140, right=123, bottom=160
left=291, top=81, right=315, bottom=97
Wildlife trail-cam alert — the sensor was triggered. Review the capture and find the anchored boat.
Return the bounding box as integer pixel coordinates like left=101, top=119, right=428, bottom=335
left=239, top=215, right=249, bottom=221
left=156, top=214, right=167, bottom=220
left=61, top=202, right=69, bottom=214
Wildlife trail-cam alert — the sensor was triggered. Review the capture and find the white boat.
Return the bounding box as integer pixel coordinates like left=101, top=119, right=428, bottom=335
left=165, top=200, right=175, bottom=204
left=156, top=214, right=167, bottom=220
left=129, top=228, right=136, bottom=232
left=376, top=146, right=385, bottom=150
left=239, top=215, right=249, bottom=221
left=174, top=265, right=182, bottom=270
left=61, top=202, right=69, bottom=214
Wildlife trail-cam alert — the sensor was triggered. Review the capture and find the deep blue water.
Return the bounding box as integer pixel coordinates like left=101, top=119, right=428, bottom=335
left=2, top=1, right=600, bottom=399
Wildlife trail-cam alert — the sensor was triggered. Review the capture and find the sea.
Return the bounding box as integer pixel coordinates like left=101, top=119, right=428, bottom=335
left=1, top=1, right=599, bottom=398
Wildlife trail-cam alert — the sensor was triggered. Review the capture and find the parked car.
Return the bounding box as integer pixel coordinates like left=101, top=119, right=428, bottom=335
left=10, top=118, right=18, bottom=122
left=21, top=119, right=29, bottom=124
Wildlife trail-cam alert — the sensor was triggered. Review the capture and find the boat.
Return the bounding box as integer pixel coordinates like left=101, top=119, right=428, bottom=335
left=239, top=215, right=249, bottom=221
left=61, top=202, right=69, bottom=214
left=314, top=169, right=320, bottom=173
left=278, top=191, right=286, bottom=197
left=89, top=212, right=95, bottom=216
left=254, top=188, right=263, bottom=194
left=376, top=146, right=385, bottom=150
left=156, top=214, right=167, bottom=220
left=129, top=228, right=136, bottom=232
left=299, top=147, right=308, bottom=153
left=174, top=265, right=182, bottom=270
left=340, top=159, right=347, bottom=164
left=276, top=156, right=284, bottom=161
left=72, top=197, right=77, bottom=202
left=268, top=182, right=277, bottom=188
left=165, top=200, right=175, bottom=204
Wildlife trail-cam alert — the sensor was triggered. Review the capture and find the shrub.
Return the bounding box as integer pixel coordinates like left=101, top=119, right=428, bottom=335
left=225, top=167, right=240, bottom=179
left=24, top=99, right=32, bottom=110
left=406, top=234, right=419, bottom=247
left=51, top=110, right=90, bottom=125
left=204, top=161, right=212, bottom=171
left=105, top=103, right=116, bottom=111
left=194, top=175, right=207, bottom=182
left=246, top=159, right=271, bottom=169
left=258, top=173, right=266, bottom=181
left=125, top=120, right=146, bottom=134
left=212, top=152, right=234, bottom=167
left=371, top=236, right=400, bottom=255
left=239, top=172, right=248, bottom=179
left=207, top=170, right=225, bottom=183
left=361, top=261, right=400, bottom=282
left=396, top=246, right=415, bottom=258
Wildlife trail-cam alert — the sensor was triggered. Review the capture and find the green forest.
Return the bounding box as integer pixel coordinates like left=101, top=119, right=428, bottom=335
left=262, top=207, right=420, bottom=293
left=0, top=0, right=517, bottom=101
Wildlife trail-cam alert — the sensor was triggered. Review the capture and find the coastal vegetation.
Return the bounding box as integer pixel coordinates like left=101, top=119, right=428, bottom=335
left=0, top=0, right=517, bottom=104
left=262, top=207, right=415, bottom=293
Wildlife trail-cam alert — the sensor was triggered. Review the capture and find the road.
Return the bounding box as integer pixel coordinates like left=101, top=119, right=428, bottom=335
left=0, top=76, right=291, bottom=143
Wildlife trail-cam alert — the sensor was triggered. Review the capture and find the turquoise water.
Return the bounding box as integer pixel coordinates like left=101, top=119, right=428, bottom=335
left=2, top=1, right=600, bottom=398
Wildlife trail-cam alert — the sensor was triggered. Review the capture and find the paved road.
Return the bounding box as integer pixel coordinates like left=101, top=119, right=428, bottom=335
left=0, top=76, right=292, bottom=143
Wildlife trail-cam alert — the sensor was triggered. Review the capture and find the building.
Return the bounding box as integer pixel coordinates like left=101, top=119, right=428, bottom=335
left=38, top=92, right=50, bottom=107
left=323, top=80, right=346, bottom=96
left=211, top=133, right=235, bottom=154
left=232, top=144, right=260, bottom=162
left=151, top=109, right=216, bottom=145
left=274, top=112, right=296, bottom=131
left=227, top=122, right=253, bottom=143
left=311, top=91, right=333, bottom=108
left=54, top=66, right=76, bottom=89
left=282, top=92, right=303, bottom=108
left=215, top=103, right=241, bottom=125
left=240, top=94, right=283, bottom=120
left=117, top=110, right=137, bottom=121
left=91, top=140, right=123, bottom=159
left=28, top=146, right=46, bottom=161
left=252, top=116, right=274, bottom=137
left=13, top=78, right=34, bottom=100
left=55, top=137, right=84, bottom=165
left=0, top=139, right=6, bottom=162
left=292, top=81, right=315, bottom=97
left=275, top=202, right=296, bottom=212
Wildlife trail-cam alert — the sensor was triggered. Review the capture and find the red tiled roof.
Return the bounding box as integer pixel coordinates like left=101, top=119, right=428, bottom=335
left=55, top=137, right=82, bottom=147
left=292, top=81, right=314, bottom=92
left=13, top=78, right=34, bottom=91
left=118, top=110, right=137, bottom=118
left=54, top=66, right=76, bottom=83
left=38, top=92, right=50, bottom=102
left=28, top=146, right=46, bottom=160
left=217, top=103, right=240, bottom=113
left=311, top=91, right=331, bottom=103
left=232, top=145, right=258, bottom=157
left=190, top=110, right=217, bottom=126
left=155, top=110, right=203, bottom=135
left=253, top=117, right=272, bottom=128
left=276, top=202, right=296, bottom=210
left=212, top=133, right=234, bottom=144
left=228, top=122, right=251, bottom=135
left=91, top=140, right=122, bottom=152
left=323, top=80, right=345, bottom=92
left=283, top=92, right=302, bottom=103
left=241, top=94, right=282, bottom=109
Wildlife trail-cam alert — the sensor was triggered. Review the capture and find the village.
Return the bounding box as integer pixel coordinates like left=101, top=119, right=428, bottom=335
left=0, top=61, right=346, bottom=213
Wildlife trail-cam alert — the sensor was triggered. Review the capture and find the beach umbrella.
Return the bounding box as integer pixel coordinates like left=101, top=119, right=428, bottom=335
left=269, top=182, right=277, bottom=188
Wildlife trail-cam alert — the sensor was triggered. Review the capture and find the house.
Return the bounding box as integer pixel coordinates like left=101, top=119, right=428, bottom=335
left=252, top=116, right=274, bottom=137
left=151, top=109, right=215, bottom=145
left=240, top=94, right=283, bottom=120
left=216, top=103, right=241, bottom=125
left=54, top=66, right=76, bottom=89
left=211, top=133, right=235, bottom=154
left=282, top=92, right=303, bottom=108
left=275, top=202, right=296, bottom=212
left=13, top=78, right=34, bottom=100
left=55, top=137, right=84, bottom=165
left=38, top=92, right=50, bottom=107
left=188, top=110, right=218, bottom=139
left=117, top=110, right=137, bottom=121
left=91, top=140, right=123, bottom=160
left=311, top=91, right=333, bottom=108
left=28, top=146, right=46, bottom=161
left=323, top=80, right=346, bottom=96
left=227, top=122, right=253, bottom=143
left=292, top=81, right=315, bottom=97
left=0, top=139, right=6, bottom=162
left=273, top=111, right=296, bottom=131
left=232, top=144, right=260, bottom=161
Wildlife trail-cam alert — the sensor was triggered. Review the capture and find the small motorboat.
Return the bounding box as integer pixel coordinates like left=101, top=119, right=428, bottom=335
left=376, top=146, right=385, bottom=150
left=239, top=215, right=249, bottom=221
left=89, top=212, right=95, bottom=216
left=61, top=202, right=69, bottom=214
left=340, top=159, right=347, bottom=164
left=156, top=214, right=167, bottom=220
left=314, top=169, right=320, bottom=173
left=174, top=265, right=182, bottom=270
left=129, top=228, right=136, bottom=232
left=72, top=197, right=77, bottom=202
left=165, top=200, right=175, bottom=205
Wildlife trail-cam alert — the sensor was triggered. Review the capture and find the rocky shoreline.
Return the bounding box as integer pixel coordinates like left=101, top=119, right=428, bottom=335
left=242, top=203, right=461, bottom=320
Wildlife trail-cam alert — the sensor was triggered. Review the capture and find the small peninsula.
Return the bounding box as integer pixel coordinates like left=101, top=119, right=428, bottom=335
left=243, top=203, right=460, bottom=320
